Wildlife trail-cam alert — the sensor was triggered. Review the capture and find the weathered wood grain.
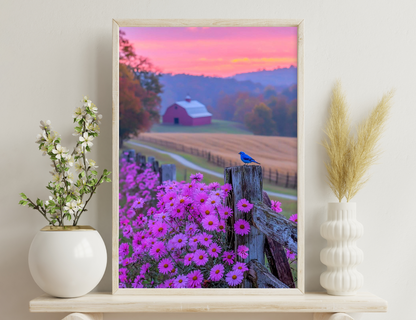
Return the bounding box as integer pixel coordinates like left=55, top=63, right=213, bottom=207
left=224, top=165, right=264, bottom=288
left=247, top=259, right=289, bottom=289
left=159, top=164, right=176, bottom=183
left=262, top=192, right=295, bottom=288
left=253, top=202, right=297, bottom=254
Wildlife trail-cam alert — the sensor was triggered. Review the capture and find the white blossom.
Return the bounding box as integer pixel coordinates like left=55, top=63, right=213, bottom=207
left=51, top=173, right=61, bottom=183
left=79, top=133, right=93, bottom=148
left=96, top=114, right=103, bottom=124
left=52, top=144, right=68, bottom=160
left=64, top=200, right=79, bottom=214
left=35, top=133, right=46, bottom=144
left=85, top=114, right=94, bottom=124
left=73, top=106, right=85, bottom=121
left=39, top=120, right=51, bottom=131
left=67, top=155, right=75, bottom=167
left=89, top=104, right=98, bottom=113
left=87, top=159, right=98, bottom=170
left=40, top=144, right=48, bottom=156
left=74, top=159, right=84, bottom=173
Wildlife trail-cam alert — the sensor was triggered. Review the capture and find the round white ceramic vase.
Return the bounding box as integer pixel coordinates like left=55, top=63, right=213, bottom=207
left=320, top=202, right=364, bottom=295
left=28, top=226, right=107, bottom=298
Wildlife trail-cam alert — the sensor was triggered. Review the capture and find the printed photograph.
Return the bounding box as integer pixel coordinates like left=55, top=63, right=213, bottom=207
left=118, top=26, right=298, bottom=289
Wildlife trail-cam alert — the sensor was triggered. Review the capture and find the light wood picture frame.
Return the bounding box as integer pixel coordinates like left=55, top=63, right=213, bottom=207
left=112, top=19, right=305, bottom=295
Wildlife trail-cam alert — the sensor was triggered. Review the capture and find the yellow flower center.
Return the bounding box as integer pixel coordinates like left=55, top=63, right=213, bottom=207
left=232, top=275, right=237, bottom=280
left=200, top=199, right=205, bottom=203
left=240, top=225, right=245, bottom=229
left=208, top=221, right=213, bottom=225
left=242, top=204, right=247, bottom=207
left=193, top=276, right=197, bottom=280
left=215, top=270, right=220, bottom=274
left=164, top=264, right=168, bottom=268
left=180, top=199, right=185, bottom=203
left=156, top=248, right=160, bottom=252
left=179, top=279, right=183, bottom=283
left=212, top=248, right=216, bottom=252
left=199, top=255, right=203, bottom=260
left=178, top=239, right=182, bottom=243
left=158, top=227, right=164, bottom=232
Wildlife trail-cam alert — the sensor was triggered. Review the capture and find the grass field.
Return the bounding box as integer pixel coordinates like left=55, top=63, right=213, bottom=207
left=150, top=119, right=253, bottom=135
left=139, top=132, right=297, bottom=175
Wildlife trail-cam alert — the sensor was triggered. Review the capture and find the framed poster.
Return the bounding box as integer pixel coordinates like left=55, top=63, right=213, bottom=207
left=112, top=19, right=304, bottom=295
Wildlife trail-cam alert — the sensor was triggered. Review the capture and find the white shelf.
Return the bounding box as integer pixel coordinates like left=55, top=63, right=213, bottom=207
left=30, top=292, right=387, bottom=314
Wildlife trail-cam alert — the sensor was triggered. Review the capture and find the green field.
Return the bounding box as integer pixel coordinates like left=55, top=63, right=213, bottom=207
left=150, top=119, right=253, bottom=135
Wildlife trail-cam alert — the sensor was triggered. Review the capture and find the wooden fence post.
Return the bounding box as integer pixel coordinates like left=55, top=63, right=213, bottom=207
left=285, top=172, right=290, bottom=188
left=224, top=165, right=264, bottom=288
left=159, top=164, right=176, bottom=184
left=275, top=169, right=279, bottom=185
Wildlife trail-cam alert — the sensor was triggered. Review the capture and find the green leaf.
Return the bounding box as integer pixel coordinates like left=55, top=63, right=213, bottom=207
left=86, top=146, right=91, bottom=152
left=20, top=193, right=27, bottom=199
left=19, top=200, right=28, bottom=206
left=66, top=213, right=71, bottom=221
left=74, top=126, right=82, bottom=133
left=104, top=177, right=111, bottom=182
left=91, top=170, right=97, bottom=176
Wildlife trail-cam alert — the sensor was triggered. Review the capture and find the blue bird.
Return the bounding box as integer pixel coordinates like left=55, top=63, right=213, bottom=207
left=239, top=151, right=261, bottom=166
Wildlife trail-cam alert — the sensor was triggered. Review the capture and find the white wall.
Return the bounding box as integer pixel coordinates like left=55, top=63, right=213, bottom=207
left=1, top=0, right=415, bottom=319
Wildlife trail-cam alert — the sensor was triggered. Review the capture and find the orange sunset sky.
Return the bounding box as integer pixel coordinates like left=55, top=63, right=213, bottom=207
left=121, top=27, right=298, bottom=78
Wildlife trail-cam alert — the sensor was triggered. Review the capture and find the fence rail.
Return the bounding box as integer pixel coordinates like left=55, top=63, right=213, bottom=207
left=137, top=136, right=297, bottom=189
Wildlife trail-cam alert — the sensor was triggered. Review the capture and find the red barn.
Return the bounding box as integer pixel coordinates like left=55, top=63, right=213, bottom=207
left=162, top=95, right=212, bottom=126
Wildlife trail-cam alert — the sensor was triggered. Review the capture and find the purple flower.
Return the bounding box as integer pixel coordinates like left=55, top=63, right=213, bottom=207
left=289, top=213, right=298, bottom=224
left=225, top=270, right=243, bottom=286
left=198, top=232, right=213, bottom=247
left=187, top=270, right=203, bottom=288
left=132, top=197, right=145, bottom=209
left=171, top=233, right=188, bottom=249
left=222, top=251, right=235, bottom=265
left=195, top=192, right=208, bottom=205
left=149, top=241, right=166, bottom=259
left=271, top=200, right=283, bottom=213
left=190, top=172, right=203, bottom=182
left=202, top=214, right=219, bottom=231
left=119, top=243, right=130, bottom=258
left=218, top=206, right=233, bottom=219
left=193, top=249, right=208, bottom=266
left=237, top=245, right=249, bottom=259
left=184, top=253, right=194, bottom=266
left=207, top=243, right=222, bottom=258
left=158, top=258, right=174, bottom=274
left=234, top=219, right=250, bottom=236
left=199, top=203, right=214, bottom=216
left=233, top=262, right=248, bottom=273
left=286, top=249, right=296, bottom=260
left=237, top=198, right=253, bottom=213
left=209, top=264, right=225, bottom=281
left=174, top=275, right=188, bottom=288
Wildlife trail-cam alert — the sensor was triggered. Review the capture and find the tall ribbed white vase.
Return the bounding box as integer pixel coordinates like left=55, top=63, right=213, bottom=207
left=320, top=202, right=364, bottom=295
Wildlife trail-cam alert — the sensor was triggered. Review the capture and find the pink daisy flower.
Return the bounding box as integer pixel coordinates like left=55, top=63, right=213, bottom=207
left=211, top=189, right=225, bottom=199
left=171, top=233, right=188, bottom=249
left=207, top=243, right=222, bottom=258
left=185, top=223, right=198, bottom=235
left=271, top=200, right=283, bottom=213
left=193, top=249, right=208, bottom=266
left=195, top=192, right=209, bottom=205
left=217, top=220, right=226, bottom=233
left=184, top=253, right=194, bottom=266
left=226, top=270, right=243, bottom=286
left=149, top=241, right=167, bottom=259
left=198, top=232, right=213, bottom=247
left=202, top=214, right=219, bottom=231
left=189, top=235, right=200, bottom=249
left=140, top=263, right=151, bottom=276
left=187, top=270, right=204, bottom=288
left=199, top=203, right=215, bottom=216
left=218, top=206, right=233, bottom=219
left=234, top=219, right=251, bottom=236
left=152, top=221, right=168, bottom=238
left=237, top=198, right=253, bottom=213
left=190, top=172, right=203, bottom=182
left=222, top=251, right=235, bottom=265
left=171, top=206, right=185, bottom=218
left=174, top=275, right=188, bottom=288
left=209, top=264, right=225, bottom=281
left=233, top=262, right=249, bottom=273
left=158, top=258, right=174, bottom=274
left=207, top=195, right=221, bottom=207
left=208, top=182, right=221, bottom=190
left=163, top=278, right=175, bottom=288
left=289, top=213, right=298, bottom=224
left=286, top=249, right=296, bottom=260
left=119, top=243, right=130, bottom=258
left=132, top=197, right=145, bottom=209
left=221, top=183, right=232, bottom=195
left=237, top=245, right=249, bottom=259
left=162, top=191, right=177, bottom=203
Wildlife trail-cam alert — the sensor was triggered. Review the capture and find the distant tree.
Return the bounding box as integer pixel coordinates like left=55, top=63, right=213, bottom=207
left=264, top=85, right=278, bottom=100
left=119, top=30, right=163, bottom=146
left=244, top=103, right=277, bottom=136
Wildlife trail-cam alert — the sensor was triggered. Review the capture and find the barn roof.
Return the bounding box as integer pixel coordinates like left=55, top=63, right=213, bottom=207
left=175, top=99, right=212, bottom=118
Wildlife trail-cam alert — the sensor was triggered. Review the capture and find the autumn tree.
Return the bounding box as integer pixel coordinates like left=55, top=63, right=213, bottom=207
left=244, top=103, right=277, bottom=136
left=119, top=30, right=163, bottom=146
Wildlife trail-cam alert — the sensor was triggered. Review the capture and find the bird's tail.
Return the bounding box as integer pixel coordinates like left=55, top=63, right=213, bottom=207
left=253, top=161, right=261, bottom=165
